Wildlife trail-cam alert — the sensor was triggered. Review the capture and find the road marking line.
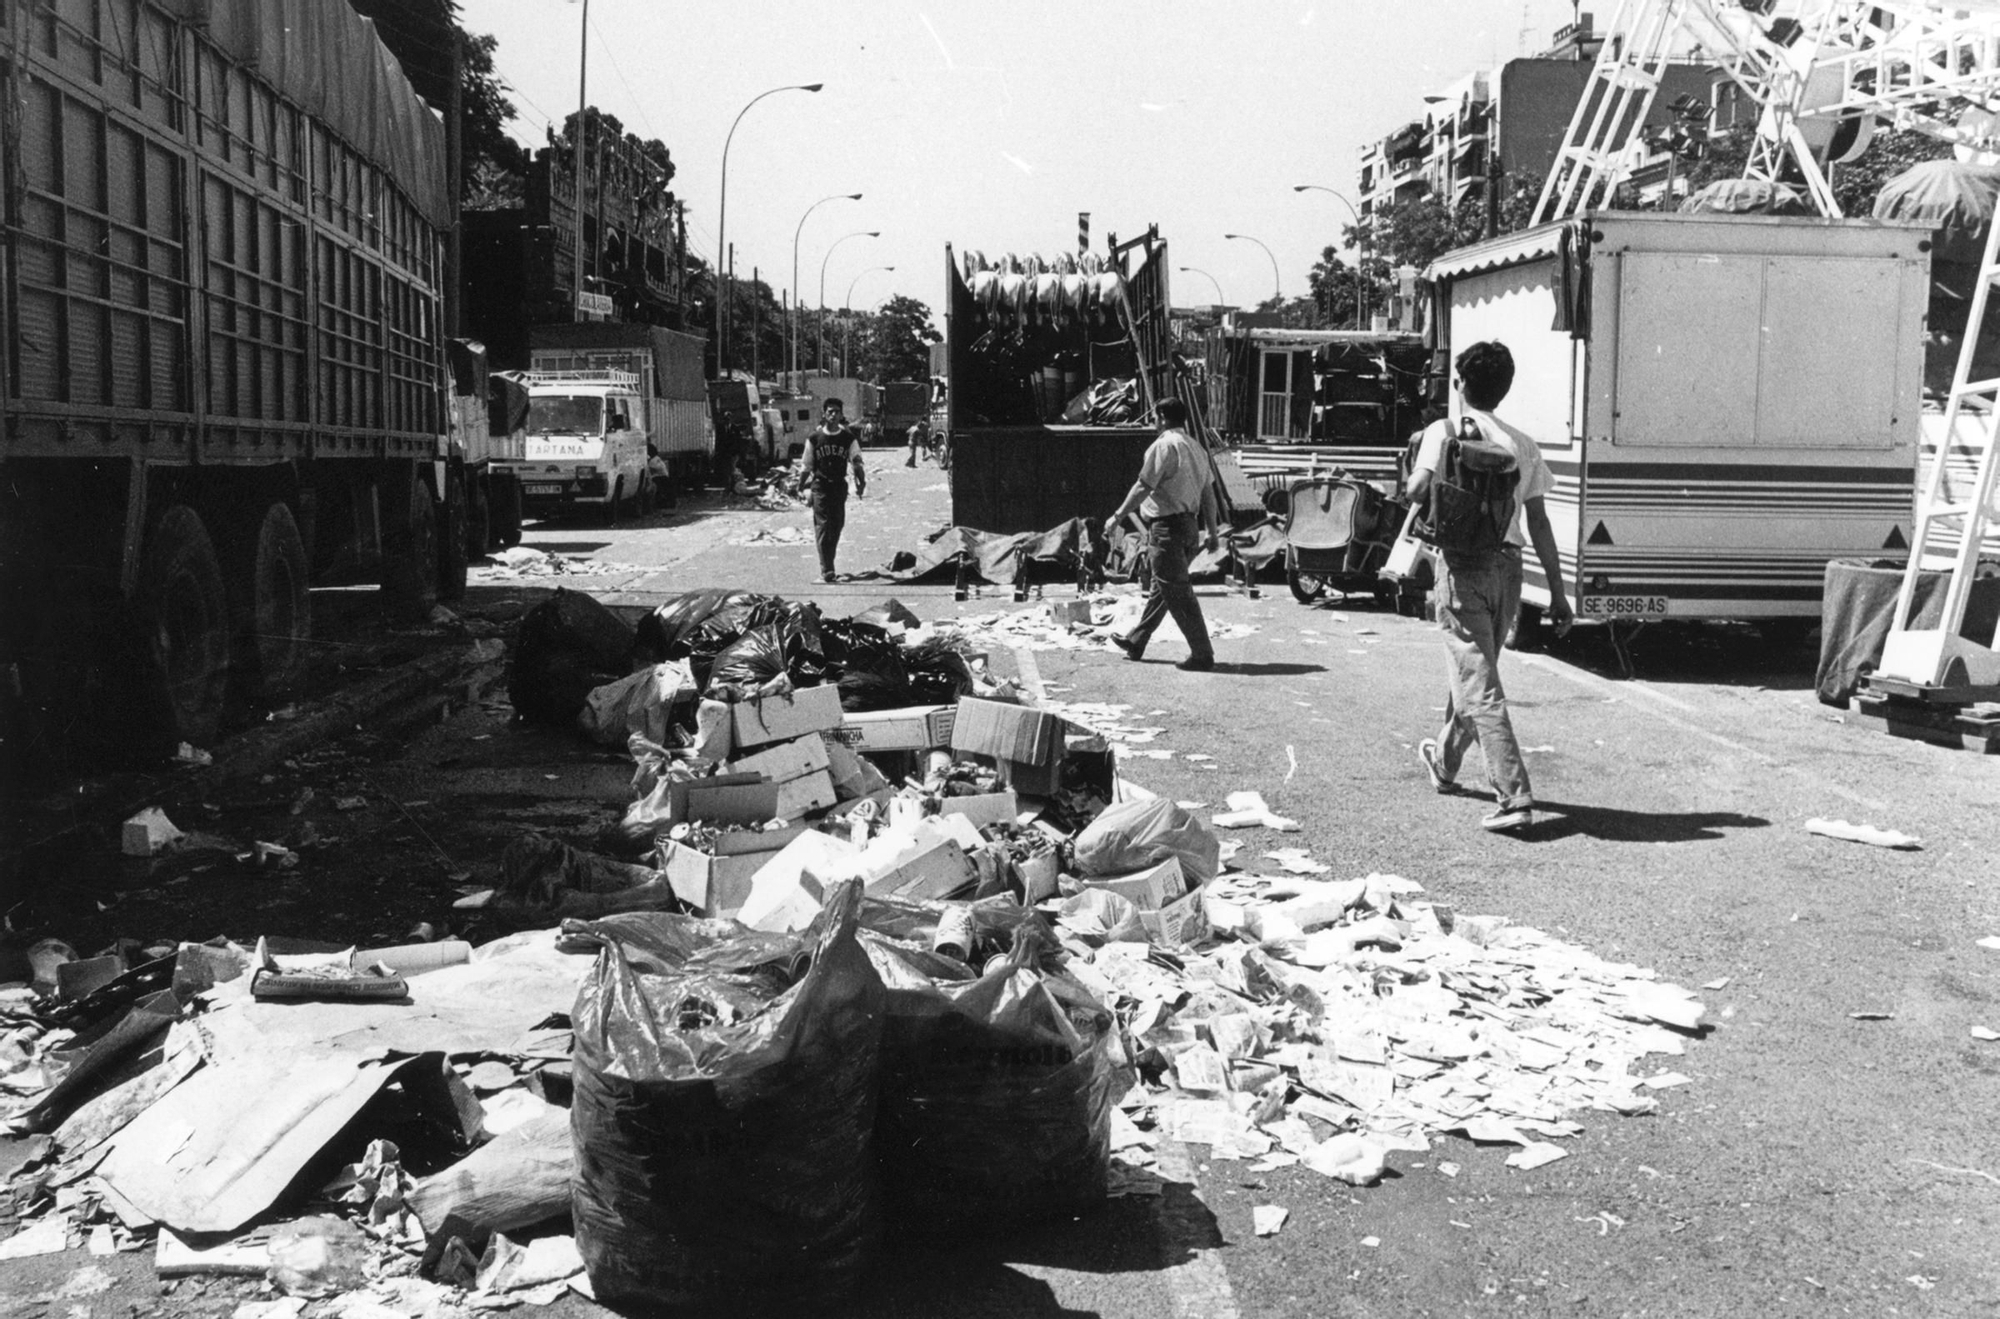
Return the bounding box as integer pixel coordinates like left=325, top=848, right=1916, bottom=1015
left=1518, top=654, right=1890, bottom=812
left=1153, top=1139, right=1242, bottom=1319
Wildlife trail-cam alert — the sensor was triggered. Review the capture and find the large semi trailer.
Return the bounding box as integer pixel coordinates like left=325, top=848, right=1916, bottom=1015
left=0, top=0, right=461, bottom=763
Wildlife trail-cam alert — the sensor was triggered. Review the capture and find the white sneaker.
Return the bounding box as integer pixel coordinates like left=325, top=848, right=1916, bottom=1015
left=1417, top=739, right=1457, bottom=794
left=1482, top=804, right=1534, bottom=833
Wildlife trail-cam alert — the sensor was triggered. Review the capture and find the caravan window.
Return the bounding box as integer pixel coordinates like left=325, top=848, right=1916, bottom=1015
left=527, top=396, right=603, bottom=435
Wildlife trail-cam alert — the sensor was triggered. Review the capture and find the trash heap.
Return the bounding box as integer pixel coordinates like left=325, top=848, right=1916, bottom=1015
left=0, top=585, right=1709, bottom=1315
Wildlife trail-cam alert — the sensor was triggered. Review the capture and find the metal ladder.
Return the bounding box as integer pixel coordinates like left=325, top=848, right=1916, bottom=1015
left=1877, top=200, right=2000, bottom=690
left=1534, top=0, right=1832, bottom=225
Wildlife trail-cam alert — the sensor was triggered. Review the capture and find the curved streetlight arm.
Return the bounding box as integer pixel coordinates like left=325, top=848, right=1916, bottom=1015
left=1177, top=265, right=1225, bottom=306
left=845, top=265, right=895, bottom=310
left=818, top=231, right=881, bottom=371
left=791, top=192, right=861, bottom=379
left=717, top=82, right=821, bottom=373
left=1224, top=233, right=1281, bottom=302
left=1294, top=183, right=1370, bottom=329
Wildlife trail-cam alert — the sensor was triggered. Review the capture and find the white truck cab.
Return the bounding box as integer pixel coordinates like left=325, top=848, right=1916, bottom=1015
left=498, top=370, right=654, bottom=520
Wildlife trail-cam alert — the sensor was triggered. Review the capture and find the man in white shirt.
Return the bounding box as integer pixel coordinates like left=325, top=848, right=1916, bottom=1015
left=1102, top=398, right=1219, bottom=671
left=1404, top=341, right=1573, bottom=832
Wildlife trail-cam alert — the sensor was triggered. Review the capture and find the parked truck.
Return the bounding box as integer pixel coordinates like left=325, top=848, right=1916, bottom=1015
left=879, top=379, right=933, bottom=441
left=0, top=0, right=464, bottom=764
left=447, top=341, right=528, bottom=555
left=524, top=322, right=711, bottom=492
left=494, top=370, right=656, bottom=521
left=1420, top=211, right=1929, bottom=631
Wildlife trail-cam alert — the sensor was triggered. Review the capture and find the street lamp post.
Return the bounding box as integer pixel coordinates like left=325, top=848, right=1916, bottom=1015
left=1177, top=265, right=1225, bottom=309
left=1293, top=184, right=1366, bottom=330
left=843, top=265, right=895, bottom=378
left=819, top=230, right=880, bottom=372
left=717, top=83, right=821, bottom=373
left=792, top=193, right=861, bottom=383
left=1224, top=233, right=1281, bottom=308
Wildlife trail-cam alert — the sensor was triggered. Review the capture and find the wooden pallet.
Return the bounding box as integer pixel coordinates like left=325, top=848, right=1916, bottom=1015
left=1852, top=683, right=2000, bottom=753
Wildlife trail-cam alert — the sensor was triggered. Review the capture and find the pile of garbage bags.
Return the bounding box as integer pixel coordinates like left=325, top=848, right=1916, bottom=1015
left=567, top=883, right=1119, bottom=1312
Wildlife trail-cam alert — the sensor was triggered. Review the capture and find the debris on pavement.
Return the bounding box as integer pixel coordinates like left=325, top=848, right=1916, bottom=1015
left=0, top=585, right=1716, bottom=1316
left=1803, top=817, right=1922, bottom=850
left=1252, top=1204, right=1288, bottom=1236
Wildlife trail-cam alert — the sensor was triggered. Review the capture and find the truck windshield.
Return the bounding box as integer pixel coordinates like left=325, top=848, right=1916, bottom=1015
left=527, top=396, right=603, bottom=435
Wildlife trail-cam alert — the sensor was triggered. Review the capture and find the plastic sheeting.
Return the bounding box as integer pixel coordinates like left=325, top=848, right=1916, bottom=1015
left=1678, top=178, right=1809, bottom=217
left=162, top=0, right=451, bottom=229
left=873, top=518, right=1095, bottom=584
left=1871, top=160, right=2000, bottom=266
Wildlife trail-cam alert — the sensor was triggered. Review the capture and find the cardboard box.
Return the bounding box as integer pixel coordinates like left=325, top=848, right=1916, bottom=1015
left=712, top=824, right=807, bottom=856
left=938, top=790, right=1020, bottom=829
left=669, top=774, right=781, bottom=827
left=1013, top=852, right=1061, bottom=904
left=1080, top=857, right=1187, bottom=912
left=732, top=684, right=844, bottom=749
left=862, top=838, right=979, bottom=901
left=952, top=698, right=1064, bottom=766
left=659, top=839, right=773, bottom=918
left=1142, top=882, right=1212, bottom=948
left=725, top=734, right=831, bottom=784
left=772, top=769, right=837, bottom=820
left=829, top=704, right=957, bottom=752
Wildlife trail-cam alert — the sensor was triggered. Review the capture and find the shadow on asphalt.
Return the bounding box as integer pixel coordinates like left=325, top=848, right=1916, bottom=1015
left=853, top=1183, right=1218, bottom=1317
left=1211, top=661, right=1329, bottom=677
left=1532, top=619, right=1819, bottom=692
left=1523, top=801, right=1770, bottom=844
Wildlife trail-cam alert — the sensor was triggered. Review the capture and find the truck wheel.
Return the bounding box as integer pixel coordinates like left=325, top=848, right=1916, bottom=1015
left=466, top=473, right=493, bottom=558
left=493, top=475, right=523, bottom=548
left=438, top=471, right=469, bottom=602
left=382, top=469, right=440, bottom=622
left=248, top=501, right=312, bottom=688
left=136, top=505, right=231, bottom=748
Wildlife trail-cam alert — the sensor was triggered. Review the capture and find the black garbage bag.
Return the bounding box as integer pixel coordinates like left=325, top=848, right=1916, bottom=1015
left=816, top=616, right=893, bottom=666
left=509, top=590, right=635, bottom=727
left=739, top=596, right=827, bottom=658
left=568, top=882, right=886, bottom=1314
left=861, top=910, right=1116, bottom=1238
left=705, top=623, right=813, bottom=702
left=634, top=590, right=761, bottom=664
left=901, top=639, right=976, bottom=707
left=834, top=633, right=912, bottom=711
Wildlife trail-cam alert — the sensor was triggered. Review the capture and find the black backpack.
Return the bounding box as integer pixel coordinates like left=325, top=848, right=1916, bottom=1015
left=1418, top=418, right=1519, bottom=554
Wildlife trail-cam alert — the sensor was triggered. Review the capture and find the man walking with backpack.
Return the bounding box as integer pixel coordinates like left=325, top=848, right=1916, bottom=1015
left=1405, top=341, right=1573, bottom=832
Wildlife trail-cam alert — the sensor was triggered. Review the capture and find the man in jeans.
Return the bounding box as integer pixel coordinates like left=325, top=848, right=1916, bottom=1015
left=1404, top=341, right=1573, bottom=832
left=1103, top=398, right=1219, bottom=672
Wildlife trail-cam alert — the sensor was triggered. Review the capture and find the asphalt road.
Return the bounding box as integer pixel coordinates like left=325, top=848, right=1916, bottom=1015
left=500, top=455, right=2000, bottom=1319
left=13, top=456, right=1993, bottom=1319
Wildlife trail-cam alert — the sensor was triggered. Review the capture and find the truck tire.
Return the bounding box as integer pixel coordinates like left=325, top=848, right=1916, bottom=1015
left=136, top=505, right=231, bottom=749
left=438, top=470, right=469, bottom=602
left=493, top=475, right=523, bottom=548
left=382, top=468, right=440, bottom=622
left=467, top=472, right=493, bottom=558
left=248, top=501, right=312, bottom=688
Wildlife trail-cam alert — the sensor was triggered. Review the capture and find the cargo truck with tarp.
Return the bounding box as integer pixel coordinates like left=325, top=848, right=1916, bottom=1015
left=0, top=0, right=464, bottom=763
left=521, top=322, right=711, bottom=493
left=945, top=228, right=1221, bottom=535
left=1419, top=211, right=1929, bottom=635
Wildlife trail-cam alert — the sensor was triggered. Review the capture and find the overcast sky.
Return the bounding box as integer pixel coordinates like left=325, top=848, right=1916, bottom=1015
left=458, top=0, right=1583, bottom=313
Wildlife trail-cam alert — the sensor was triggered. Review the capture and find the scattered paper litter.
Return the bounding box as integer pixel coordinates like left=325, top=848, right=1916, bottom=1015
left=1211, top=791, right=1302, bottom=832
left=1977, top=937, right=2000, bottom=952
left=0, top=1214, right=70, bottom=1259
left=1849, top=1011, right=1894, bottom=1021
left=1252, top=1205, right=1289, bottom=1237
left=1360, top=1236, right=1381, bottom=1248
left=1504, top=1142, right=1571, bottom=1171
left=1640, top=1072, right=1692, bottom=1090
left=1261, top=848, right=1330, bottom=875
left=1803, top=818, right=1921, bottom=850
left=1701, top=977, right=1731, bottom=990
left=1971, top=1027, right=1999, bottom=1042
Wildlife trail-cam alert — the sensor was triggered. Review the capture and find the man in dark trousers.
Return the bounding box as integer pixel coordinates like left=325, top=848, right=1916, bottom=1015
left=1103, top=398, right=1218, bottom=671
left=800, top=397, right=866, bottom=583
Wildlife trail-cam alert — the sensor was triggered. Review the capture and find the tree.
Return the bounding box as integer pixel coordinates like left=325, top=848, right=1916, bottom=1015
left=858, top=295, right=941, bottom=382
left=1832, top=128, right=1957, bottom=217
left=1307, top=247, right=1363, bottom=328
left=461, top=32, right=528, bottom=206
